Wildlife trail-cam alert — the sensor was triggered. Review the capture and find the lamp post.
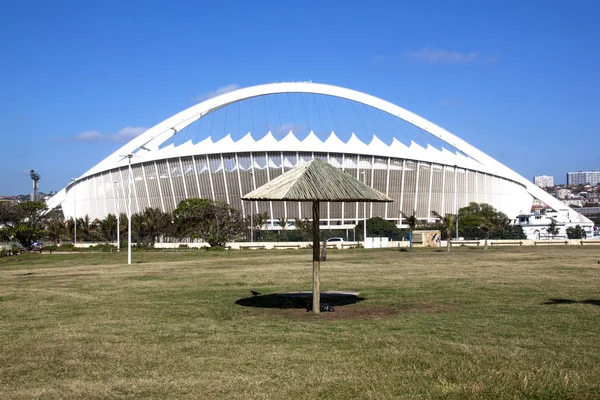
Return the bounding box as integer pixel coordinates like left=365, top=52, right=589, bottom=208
left=114, top=181, right=120, bottom=252
left=70, top=178, right=77, bottom=245
left=126, top=154, right=133, bottom=265
left=249, top=171, right=254, bottom=243
left=361, top=171, right=367, bottom=246
left=454, top=165, right=459, bottom=240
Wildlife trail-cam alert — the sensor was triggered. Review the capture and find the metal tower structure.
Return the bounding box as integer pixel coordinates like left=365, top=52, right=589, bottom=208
left=30, top=170, right=41, bottom=201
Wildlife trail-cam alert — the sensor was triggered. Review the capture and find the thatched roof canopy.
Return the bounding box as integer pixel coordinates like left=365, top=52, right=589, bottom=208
left=242, top=158, right=393, bottom=202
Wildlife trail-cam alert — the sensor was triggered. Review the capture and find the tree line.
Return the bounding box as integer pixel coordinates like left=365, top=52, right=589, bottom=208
left=5, top=199, right=575, bottom=249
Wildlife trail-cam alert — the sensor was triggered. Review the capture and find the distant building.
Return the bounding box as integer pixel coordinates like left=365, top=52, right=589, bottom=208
left=562, top=199, right=584, bottom=208
left=0, top=196, right=18, bottom=204
left=555, top=188, right=571, bottom=200
left=534, top=175, right=554, bottom=188
left=567, top=171, right=600, bottom=186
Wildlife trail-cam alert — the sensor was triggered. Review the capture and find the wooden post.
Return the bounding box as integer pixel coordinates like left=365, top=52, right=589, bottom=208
left=312, top=201, right=320, bottom=313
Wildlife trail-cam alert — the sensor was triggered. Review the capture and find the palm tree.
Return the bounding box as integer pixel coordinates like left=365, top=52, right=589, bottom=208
left=252, top=212, right=269, bottom=241
left=278, top=217, right=289, bottom=231
left=77, top=215, right=96, bottom=242
left=131, top=213, right=146, bottom=243
left=98, top=214, right=118, bottom=242
left=46, top=218, right=65, bottom=245
left=431, top=211, right=455, bottom=252
left=401, top=210, right=418, bottom=252
left=142, top=208, right=170, bottom=244
left=65, top=217, right=75, bottom=242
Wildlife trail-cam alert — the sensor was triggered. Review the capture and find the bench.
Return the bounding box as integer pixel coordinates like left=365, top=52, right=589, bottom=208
left=306, top=244, right=339, bottom=249
left=491, top=241, right=523, bottom=246
left=534, top=240, right=568, bottom=246
left=451, top=240, right=480, bottom=246
left=273, top=244, right=301, bottom=249
left=240, top=245, right=266, bottom=250
left=580, top=240, right=600, bottom=245
left=341, top=243, right=360, bottom=249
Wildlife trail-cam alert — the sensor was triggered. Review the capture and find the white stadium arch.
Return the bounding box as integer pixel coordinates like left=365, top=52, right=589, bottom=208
left=48, top=82, right=591, bottom=229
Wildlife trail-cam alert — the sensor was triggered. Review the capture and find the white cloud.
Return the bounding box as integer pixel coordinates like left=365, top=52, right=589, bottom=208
left=195, top=84, right=240, bottom=102
left=73, top=126, right=147, bottom=142
left=402, top=47, right=479, bottom=64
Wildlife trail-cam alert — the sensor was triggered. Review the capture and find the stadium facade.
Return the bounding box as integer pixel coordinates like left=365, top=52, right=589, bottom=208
left=47, top=82, right=591, bottom=229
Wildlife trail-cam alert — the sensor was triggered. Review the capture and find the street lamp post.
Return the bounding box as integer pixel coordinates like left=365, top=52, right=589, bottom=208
left=70, top=178, right=77, bottom=245
left=249, top=171, right=254, bottom=243
left=114, top=181, right=120, bottom=252
left=126, top=154, right=133, bottom=265
left=454, top=165, right=459, bottom=240
left=361, top=171, right=367, bottom=246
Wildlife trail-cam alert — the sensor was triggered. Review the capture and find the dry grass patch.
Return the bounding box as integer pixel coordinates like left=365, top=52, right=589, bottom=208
left=1, top=247, right=599, bottom=399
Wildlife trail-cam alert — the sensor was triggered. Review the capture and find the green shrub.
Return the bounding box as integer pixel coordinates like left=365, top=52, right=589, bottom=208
left=41, top=245, right=59, bottom=253
left=0, top=248, right=6, bottom=258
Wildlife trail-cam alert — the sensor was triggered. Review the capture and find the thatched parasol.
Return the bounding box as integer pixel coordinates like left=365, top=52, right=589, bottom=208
left=242, top=158, right=393, bottom=313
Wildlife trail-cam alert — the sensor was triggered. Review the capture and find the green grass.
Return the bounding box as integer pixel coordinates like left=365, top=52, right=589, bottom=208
left=1, top=247, right=599, bottom=399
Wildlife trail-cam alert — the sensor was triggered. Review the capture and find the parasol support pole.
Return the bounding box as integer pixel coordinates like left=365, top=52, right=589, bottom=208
left=312, top=201, right=320, bottom=314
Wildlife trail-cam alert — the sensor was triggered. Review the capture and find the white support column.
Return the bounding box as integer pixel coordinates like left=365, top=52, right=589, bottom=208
left=250, top=153, right=258, bottom=214
left=399, top=159, right=406, bottom=217
left=465, top=169, right=469, bottom=205
left=484, top=173, right=488, bottom=204
left=235, top=153, right=245, bottom=216
left=141, top=163, right=151, bottom=208
left=384, top=157, right=391, bottom=220
left=356, top=154, right=361, bottom=224
left=282, top=151, right=287, bottom=220
left=206, top=155, right=216, bottom=201
left=265, top=151, right=273, bottom=226
left=370, top=155, right=375, bottom=218
left=221, top=154, right=230, bottom=205
left=154, top=162, right=166, bottom=212
left=296, top=151, right=301, bottom=220
left=119, top=168, right=126, bottom=216
left=327, top=152, right=331, bottom=226
left=427, top=163, right=434, bottom=220
left=192, top=155, right=202, bottom=198
left=341, top=153, right=345, bottom=222
left=441, top=165, right=446, bottom=215
left=454, top=165, right=458, bottom=217
left=109, top=170, right=117, bottom=215
left=179, top=158, right=188, bottom=199
left=100, top=173, right=108, bottom=218
left=413, top=161, right=420, bottom=217
left=475, top=171, right=479, bottom=203
left=165, top=159, right=177, bottom=208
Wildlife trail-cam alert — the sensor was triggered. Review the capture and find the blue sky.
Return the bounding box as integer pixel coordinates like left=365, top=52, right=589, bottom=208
left=1, top=0, right=599, bottom=195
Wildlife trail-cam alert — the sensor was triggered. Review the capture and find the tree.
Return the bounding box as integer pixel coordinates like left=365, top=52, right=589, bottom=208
left=355, top=217, right=404, bottom=241
left=401, top=210, right=418, bottom=252
left=142, top=208, right=170, bottom=244
left=250, top=212, right=269, bottom=241
left=546, top=220, right=559, bottom=239
left=173, top=199, right=246, bottom=247
left=431, top=211, right=455, bottom=252
left=456, top=202, right=525, bottom=240
left=77, top=215, right=97, bottom=242
left=46, top=218, right=65, bottom=245
left=98, top=214, right=118, bottom=242
left=1, top=201, right=49, bottom=248
left=566, top=225, right=586, bottom=239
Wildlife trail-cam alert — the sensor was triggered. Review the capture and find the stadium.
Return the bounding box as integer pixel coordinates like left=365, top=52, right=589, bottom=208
left=47, top=82, right=589, bottom=230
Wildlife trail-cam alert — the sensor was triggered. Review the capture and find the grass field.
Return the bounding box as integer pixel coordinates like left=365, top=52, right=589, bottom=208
left=1, top=247, right=599, bottom=399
